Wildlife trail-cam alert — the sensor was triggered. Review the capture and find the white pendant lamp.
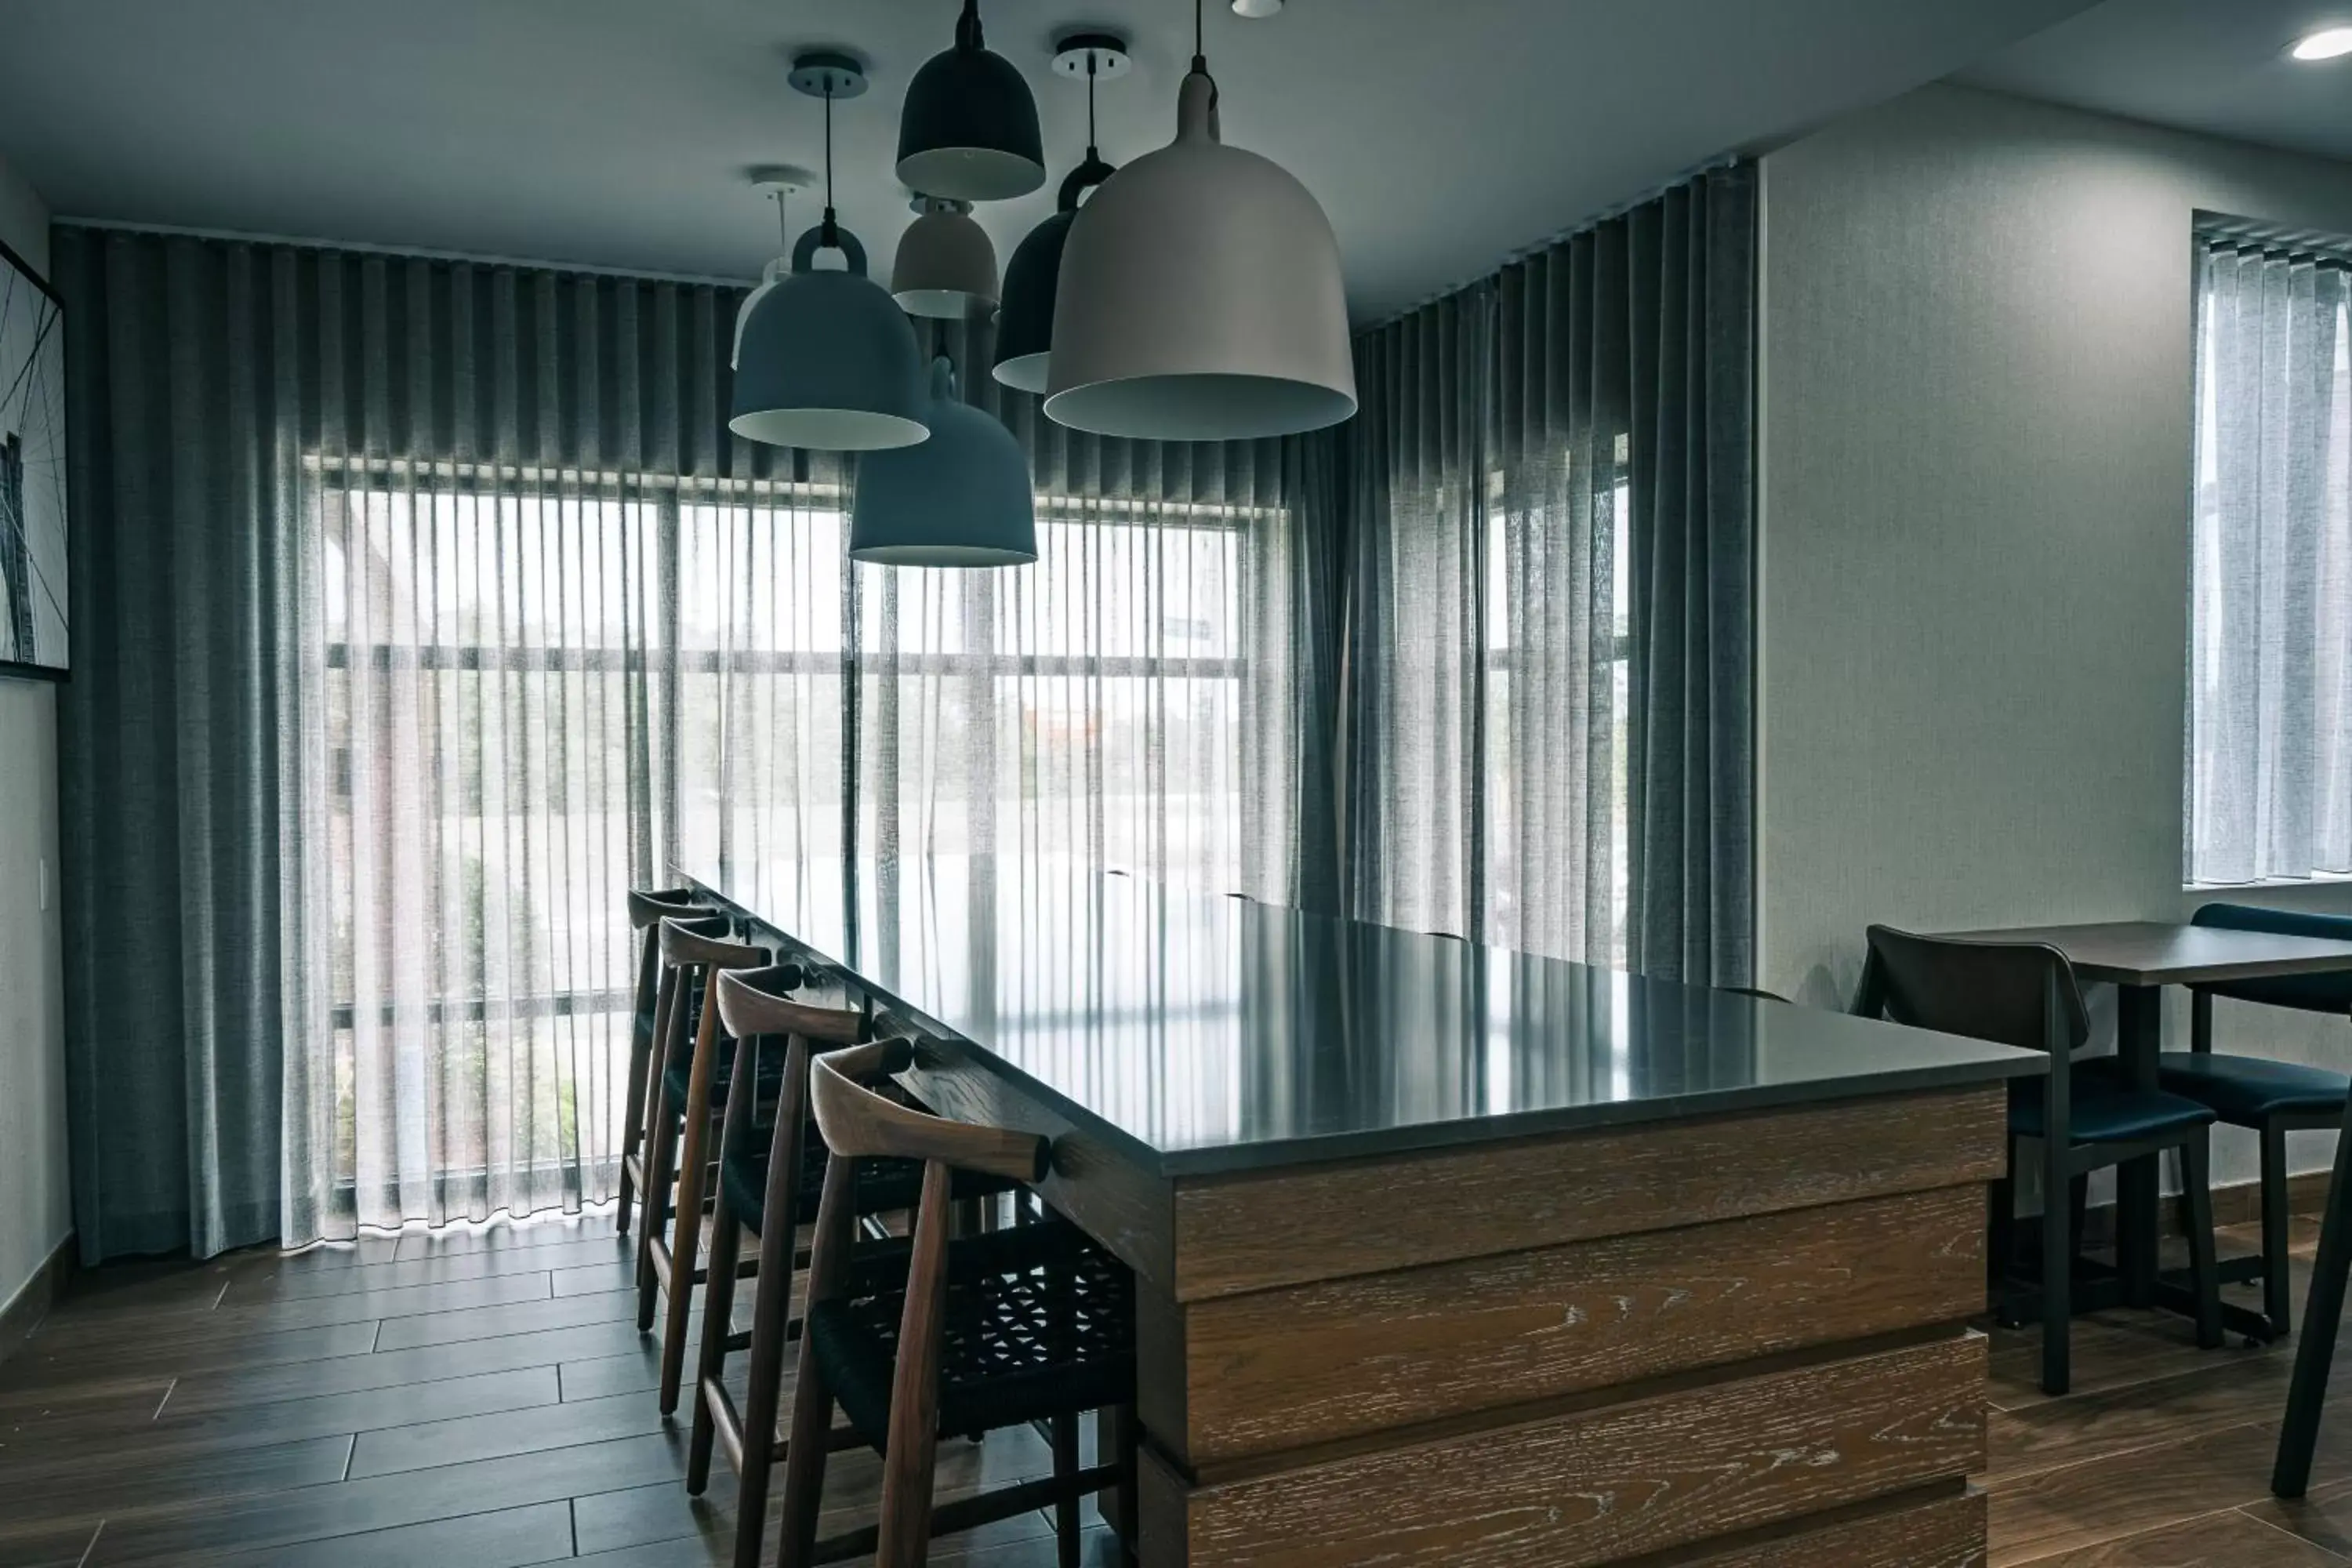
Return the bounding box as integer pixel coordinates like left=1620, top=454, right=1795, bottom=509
left=892, top=196, right=999, bottom=319
left=730, top=56, right=931, bottom=452
left=1043, top=0, right=1356, bottom=441
left=731, top=168, right=811, bottom=369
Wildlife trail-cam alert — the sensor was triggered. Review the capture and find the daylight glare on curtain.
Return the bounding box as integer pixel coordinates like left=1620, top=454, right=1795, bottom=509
left=2188, top=238, right=2352, bottom=887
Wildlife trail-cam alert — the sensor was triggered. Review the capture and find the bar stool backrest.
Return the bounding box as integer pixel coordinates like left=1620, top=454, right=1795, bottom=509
left=716, top=967, right=865, bottom=1045
left=659, top=913, right=767, bottom=971
left=810, top=1042, right=1050, bottom=1185
left=628, top=887, right=710, bottom=930
left=1859, top=924, right=2089, bottom=1056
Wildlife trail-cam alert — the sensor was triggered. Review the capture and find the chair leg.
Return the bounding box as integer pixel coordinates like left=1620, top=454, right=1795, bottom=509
left=2263, top=1121, right=2295, bottom=1338
left=617, top=1005, right=653, bottom=1240
left=688, top=1206, right=745, bottom=1490
left=2041, top=1138, right=2071, bottom=1397
left=2183, top=1129, right=2224, bottom=1351
left=731, top=1213, right=796, bottom=1568
left=1115, top=1404, right=1140, bottom=1564
left=2068, top=1174, right=2089, bottom=1267
left=1052, top=1411, right=1082, bottom=1568
left=775, top=1308, right=837, bottom=1568
left=1989, top=1152, right=2016, bottom=1312
left=660, top=1096, right=717, bottom=1414
left=637, top=1103, right=681, bottom=1334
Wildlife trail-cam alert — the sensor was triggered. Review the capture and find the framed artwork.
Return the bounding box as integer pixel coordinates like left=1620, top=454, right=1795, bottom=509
left=0, top=233, right=66, bottom=680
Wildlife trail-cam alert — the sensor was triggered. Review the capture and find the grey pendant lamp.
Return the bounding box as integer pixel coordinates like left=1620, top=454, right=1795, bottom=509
left=1044, top=0, right=1356, bottom=441
left=897, top=0, right=1046, bottom=203
left=731, top=56, right=931, bottom=452
left=892, top=196, right=998, bottom=319
left=851, top=357, right=1037, bottom=566
left=993, top=35, right=1126, bottom=394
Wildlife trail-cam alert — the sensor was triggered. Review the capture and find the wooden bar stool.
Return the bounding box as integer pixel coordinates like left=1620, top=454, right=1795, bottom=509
left=690, top=979, right=1034, bottom=1568
left=637, top=913, right=777, bottom=1414
left=778, top=1040, right=1137, bottom=1568
left=619, top=887, right=713, bottom=1237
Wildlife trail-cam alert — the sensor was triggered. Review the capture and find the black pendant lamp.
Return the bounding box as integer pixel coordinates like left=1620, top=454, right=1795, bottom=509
left=993, top=35, right=1126, bottom=394
left=898, top=0, right=1046, bottom=202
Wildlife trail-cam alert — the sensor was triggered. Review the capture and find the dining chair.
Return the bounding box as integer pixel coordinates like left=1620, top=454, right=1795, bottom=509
left=619, top=887, right=713, bottom=1236
left=638, top=913, right=779, bottom=1414
left=2158, top=903, right=2352, bottom=1337
left=1857, top=925, right=2224, bottom=1394
left=778, top=1039, right=1137, bottom=1568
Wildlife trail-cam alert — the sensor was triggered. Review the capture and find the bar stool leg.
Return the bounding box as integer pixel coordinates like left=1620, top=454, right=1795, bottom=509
left=637, top=1073, right=683, bottom=1333
left=661, top=1001, right=723, bottom=1414
left=618, top=931, right=662, bottom=1236
left=780, top=1159, right=858, bottom=1568
left=730, top=1045, right=811, bottom=1568
left=688, top=1197, right=744, bottom=1488
left=1051, top=1411, right=1081, bottom=1568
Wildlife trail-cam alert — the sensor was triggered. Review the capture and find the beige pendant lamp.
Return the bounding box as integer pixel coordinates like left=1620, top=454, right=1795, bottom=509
left=1044, top=0, right=1355, bottom=440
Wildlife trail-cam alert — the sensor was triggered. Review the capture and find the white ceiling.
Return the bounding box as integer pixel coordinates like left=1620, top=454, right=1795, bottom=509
left=0, top=0, right=2092, bottom=322
left=1962, top=0, right=2352, bottom=164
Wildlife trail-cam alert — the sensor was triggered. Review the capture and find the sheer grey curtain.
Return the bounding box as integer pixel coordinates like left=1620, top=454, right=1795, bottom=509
left=1342, top=165, right=1754, bottom=982
left=56, top=229, right=795, bottom=1254
left=2188, top=238, right=2352, bottom=886
left=56, top=229, right=1341, bottom=1259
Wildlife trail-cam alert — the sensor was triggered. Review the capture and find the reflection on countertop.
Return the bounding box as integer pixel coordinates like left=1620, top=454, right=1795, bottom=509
left=681, top=852, right=2042, bottom=1174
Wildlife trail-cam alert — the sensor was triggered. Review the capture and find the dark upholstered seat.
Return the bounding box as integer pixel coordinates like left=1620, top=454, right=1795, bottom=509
left=2009, top=1073, right=2217, bottom=1143
left=807, top=1219, right=1135, bottom=1446
left=2154, top=1052, right=2348, bottom=1123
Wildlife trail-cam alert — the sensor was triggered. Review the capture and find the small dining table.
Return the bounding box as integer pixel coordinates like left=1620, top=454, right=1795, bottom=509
left=1936, top=920, right=2352, bottom=1499
left=1941, top=921, right=2352, bottom=1339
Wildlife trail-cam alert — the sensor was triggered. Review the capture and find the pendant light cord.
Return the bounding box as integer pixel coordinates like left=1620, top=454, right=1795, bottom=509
left=819, top=83, right=840, bottom=249
left=1192, top=0, right=1206, bottom=73
left=1086, top=49, right=1098, bottom=154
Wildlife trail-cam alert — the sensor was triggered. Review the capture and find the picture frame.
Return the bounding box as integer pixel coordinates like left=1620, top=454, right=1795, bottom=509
left=0, top=230, right=67, bottom=681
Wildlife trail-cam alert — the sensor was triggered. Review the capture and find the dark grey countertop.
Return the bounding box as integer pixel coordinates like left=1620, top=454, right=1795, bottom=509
left=681, top=852, right=2042, bottom=1177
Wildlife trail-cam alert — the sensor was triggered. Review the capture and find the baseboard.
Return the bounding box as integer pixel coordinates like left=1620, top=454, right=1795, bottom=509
left=0, top=1232, right=75, bottom=1368
left=2018, top=1169, right=2332, bottom=1252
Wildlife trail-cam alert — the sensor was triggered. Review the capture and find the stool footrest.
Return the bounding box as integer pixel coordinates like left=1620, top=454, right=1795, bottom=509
left=807, top=1461, right=1120, bottom=1565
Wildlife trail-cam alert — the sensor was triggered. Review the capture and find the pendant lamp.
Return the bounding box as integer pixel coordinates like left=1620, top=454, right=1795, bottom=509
left=731, top=56, right=931, bottom=452
left=892, top=196, right=998, bottom=319
left=851, top=358, right=1037, bottom=567
left=1044, top=0, right=1356, bottom=441
left=731, top=169, right=810, bottom=369
left=993, top=35, right=1126, bottom=394
left=898, top=0, right=1045, bottom=203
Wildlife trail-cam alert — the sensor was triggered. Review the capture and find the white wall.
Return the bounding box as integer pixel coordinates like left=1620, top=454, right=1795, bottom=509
left=0, top=149, right=67, bottom=1317
left=1759, top=84, right=2352, bottom=1187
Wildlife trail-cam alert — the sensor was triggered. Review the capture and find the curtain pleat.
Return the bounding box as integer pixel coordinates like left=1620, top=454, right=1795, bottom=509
left=1342, top=163, right=1754, bottom=984
left=2189, top=241, right=2352, bottom=886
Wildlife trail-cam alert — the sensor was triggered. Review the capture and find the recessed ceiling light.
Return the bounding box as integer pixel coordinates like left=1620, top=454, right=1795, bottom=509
left=2291, top=24, right=2352, bottom=60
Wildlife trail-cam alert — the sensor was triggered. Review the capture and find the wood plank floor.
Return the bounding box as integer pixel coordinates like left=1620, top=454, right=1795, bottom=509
left=3, top=1209, right=2349, bottom=1566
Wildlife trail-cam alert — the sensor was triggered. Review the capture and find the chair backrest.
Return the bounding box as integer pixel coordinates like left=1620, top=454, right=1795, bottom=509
left=2194, top=902, right=2352, bottom=1014
left=810, top=1040, right=1050, bottom=1185
left=714, top=964, right=858, bottom=1044
left=658, top=913, right=768, bottom=971
left=1860, top=924, right=2089, bottom=1054
left=1722, top=985, right=1791, bottom=1004
left=627, top=886, right=710, bottom=930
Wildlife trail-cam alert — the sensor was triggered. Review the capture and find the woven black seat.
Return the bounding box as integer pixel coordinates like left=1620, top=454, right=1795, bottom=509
left=808, top=1218, right=1136, bottom=1447
left=719, top=1142, right=1018, bottom=1239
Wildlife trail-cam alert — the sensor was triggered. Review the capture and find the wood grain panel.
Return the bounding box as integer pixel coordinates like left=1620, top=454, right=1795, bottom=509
left=899, top=1051, right=1174, bottom=1287
left=1676, top=1488, right=1985, bottom=1566
left=1159, top=1185, right=1984, bottom=1464
left=1170, top=1087, right=2005, bottom=1300
left=1146, top=1333, right=1986, bottom=1568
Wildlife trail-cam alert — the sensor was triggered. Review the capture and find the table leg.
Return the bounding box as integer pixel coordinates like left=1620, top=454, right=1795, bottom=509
left=2115, top=984, right=2163, bottom=1307
left=2273, top=1091, right=2352, bottom=1497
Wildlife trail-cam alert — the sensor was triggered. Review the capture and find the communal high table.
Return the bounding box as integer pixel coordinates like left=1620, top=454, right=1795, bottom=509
left=1939, top=921, right=2352, bottom=1345
left=687, top=855, right=2039, bottom=1566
